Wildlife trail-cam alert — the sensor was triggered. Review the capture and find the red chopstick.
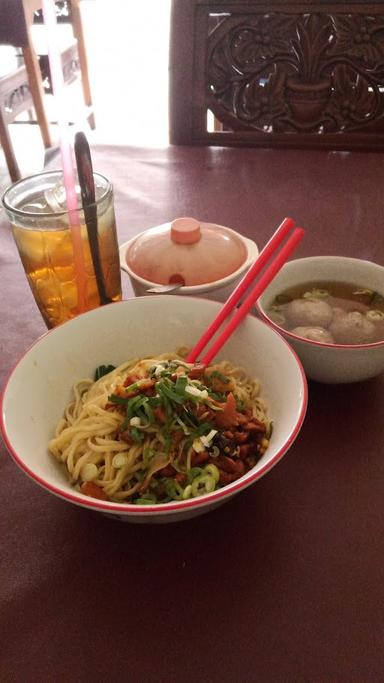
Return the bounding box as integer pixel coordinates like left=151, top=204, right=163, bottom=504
left=187, top=217, right=298, bottom=364
left=200, top=226, right=304, bottom=365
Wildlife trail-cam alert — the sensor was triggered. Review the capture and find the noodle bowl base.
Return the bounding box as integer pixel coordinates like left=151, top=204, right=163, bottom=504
left=1, top=296, right=307, bottom=523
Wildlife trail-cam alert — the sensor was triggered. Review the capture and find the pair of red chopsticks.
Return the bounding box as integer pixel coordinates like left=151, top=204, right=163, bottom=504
left=186, top=217, right=304, bottom=365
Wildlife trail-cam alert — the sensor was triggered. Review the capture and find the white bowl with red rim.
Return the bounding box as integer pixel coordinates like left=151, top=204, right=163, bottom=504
left=257, top=256, right=384, bottom=384
left=1, top=296, right=307, bottom=523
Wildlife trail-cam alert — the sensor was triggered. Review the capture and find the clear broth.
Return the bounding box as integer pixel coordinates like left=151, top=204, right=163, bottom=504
left=268, top=281, right=384, bottom=345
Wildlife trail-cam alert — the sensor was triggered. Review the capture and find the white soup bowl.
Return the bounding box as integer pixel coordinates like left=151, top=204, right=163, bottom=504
left=257, top=256, right=384, bottom=384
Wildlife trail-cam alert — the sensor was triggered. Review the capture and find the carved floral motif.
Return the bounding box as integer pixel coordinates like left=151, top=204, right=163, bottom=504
left=208, top=12, right=384, bottom=134
left=3, top=84, right=31, bottom=123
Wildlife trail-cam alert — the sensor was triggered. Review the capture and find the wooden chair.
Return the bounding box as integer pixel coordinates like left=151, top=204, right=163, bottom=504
left=0, top=0, right=94, bottom=181
left=31, top=0, right=95, bottom=129
left=0, top=60, right=35, bottom=180
left=0, top=0, right=52, bottom=179
left=169, top=0, right=384, bottom=150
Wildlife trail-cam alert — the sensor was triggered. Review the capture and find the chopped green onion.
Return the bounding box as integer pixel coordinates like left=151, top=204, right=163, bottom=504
left=353, top=289, right=375, bottom=305
left=207, top=390, right=227, bottom=403
left=80, top=463, right=98, bottom=481
left=164, top=479, right=184, bottom=500
left=143, top=447, right=155, bottom=466
left=160, top=428, right=172, bottom=453
left=131, top=427, right=144, bottom=443
left=353, top=288, right=373, bottom=297
left=147, top=395, right=162, bottom=408
left=120, top=416, right=130, bottom=432
left=112, top=453, right=129, bottom=469
left=191, top=422, right=214, bottom=438
left=175, top=375, right=188, bottom=395
left=236, top=398, right=245, bottom=411
left=185, top=384, right=208, bottom=399
left=129, top=395, right=146, bottom=417
left=142, top=401, right=155, bottom=424
left=108, top=394, right=129, bottom=405
left=182, top=408, right=199, bottom=427
left=175, top=416, right=190, bottom=435
left=149, top=363, right=168, bottom=378
left=182, top=484, right=192, bottom=499
left=169, top=360, right=190, bottom=369
left=204, top=463, right=220, bottom=483
left=303, top=288, right=329, bottom=299
left=366, top=309, right=384, bottom=321
left=210, top=445, right=220, bottom=458
left=94, top=364, right=116, bottom=381
left=191, top=474, right=216, bottom=497
left=192, top=438, right=205, bottom=453
left=156, top=379, right=186, bottom=405
left=124, top=380, right=140, bottom=393
left=200, top=429, right=218, bottom=448
left=209, top=370, right=230, bottom=384
left=187, top=467, right=204, bottom=484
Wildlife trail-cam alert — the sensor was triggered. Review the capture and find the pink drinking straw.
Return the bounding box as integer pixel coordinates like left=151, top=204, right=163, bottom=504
left=42, top=0, right=87, bottom=311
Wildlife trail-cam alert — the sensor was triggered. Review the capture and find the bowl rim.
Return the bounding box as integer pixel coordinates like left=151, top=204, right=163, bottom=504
left=119, top=222, right=258, bottom=293
left=256, top=255, right=384, bottom=351
left=0, top=297, right=308, bottom=516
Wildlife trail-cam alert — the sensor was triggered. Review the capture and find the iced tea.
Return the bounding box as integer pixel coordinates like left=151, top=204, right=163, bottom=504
left=2, top=171, right=122, bottom=328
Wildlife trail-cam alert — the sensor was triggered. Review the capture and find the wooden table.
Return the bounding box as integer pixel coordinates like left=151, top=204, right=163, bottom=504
left=1, top=144, right=384, bottom=682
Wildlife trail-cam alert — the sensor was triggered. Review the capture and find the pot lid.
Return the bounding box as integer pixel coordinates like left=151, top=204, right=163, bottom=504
left=126, top=217, right=247, bottom=286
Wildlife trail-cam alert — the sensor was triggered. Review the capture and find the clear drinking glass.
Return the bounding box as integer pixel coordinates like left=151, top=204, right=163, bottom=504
left=2, top=170, right=122, bottom=328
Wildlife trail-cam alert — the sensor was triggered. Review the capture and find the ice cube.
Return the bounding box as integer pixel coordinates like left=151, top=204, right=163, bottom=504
left=20, top=201, right=50, bottom=213
left=44, top=178, right=82, bottom=212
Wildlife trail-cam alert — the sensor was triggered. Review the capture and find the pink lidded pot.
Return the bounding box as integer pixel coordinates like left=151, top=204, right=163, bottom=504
left=119, top=217, right=258, bottom=301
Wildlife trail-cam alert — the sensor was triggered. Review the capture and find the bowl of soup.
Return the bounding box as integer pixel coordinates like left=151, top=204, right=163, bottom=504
left=257, top=256, right=384, bottom=384
left=1, top=296, right=307, bottom=523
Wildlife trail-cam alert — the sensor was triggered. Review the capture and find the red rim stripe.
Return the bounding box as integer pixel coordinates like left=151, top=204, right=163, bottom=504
left=1, top=332, right=307, bottom=516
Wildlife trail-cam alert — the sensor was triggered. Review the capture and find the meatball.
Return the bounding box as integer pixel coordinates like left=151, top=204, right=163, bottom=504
left=290, top=326, right=334, bottom=344
left=286, top=298, right=333, bottom=329
left=329, top=310, right=376, bottom=344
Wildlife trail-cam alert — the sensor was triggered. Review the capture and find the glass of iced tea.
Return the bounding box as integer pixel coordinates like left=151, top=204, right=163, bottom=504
left=2, top=170, right=122, bottom=328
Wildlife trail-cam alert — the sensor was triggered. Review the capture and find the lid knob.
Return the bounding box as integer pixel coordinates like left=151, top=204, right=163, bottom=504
left=170, top=217, right=201, bottom=245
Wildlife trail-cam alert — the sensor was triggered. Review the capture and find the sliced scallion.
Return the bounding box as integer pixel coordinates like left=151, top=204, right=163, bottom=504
left=94, top=364, right=116, bottom=381
left=209, top=370, right=230, bottom=384
left=191, top=474, right=216, bottom=497
left=204, top=463, right=220, bottom=483
left=131, top=427, right=144, bottom=443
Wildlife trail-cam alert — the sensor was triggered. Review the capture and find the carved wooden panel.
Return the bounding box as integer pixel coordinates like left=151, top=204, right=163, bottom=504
left=169, top=0, right=384, bottom=148
left=33, top=1, right=72, bottom=23
left=207, top=10, right=384, bottom=138
left=0, top=68, right=33, bottom=124
left=39, top=42, right=79, bottom=93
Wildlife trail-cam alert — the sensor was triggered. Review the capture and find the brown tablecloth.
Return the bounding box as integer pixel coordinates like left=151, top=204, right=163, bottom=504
left=1, top=145, right=384, bottom=682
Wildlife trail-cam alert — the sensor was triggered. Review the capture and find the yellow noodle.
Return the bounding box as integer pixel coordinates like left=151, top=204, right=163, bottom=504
left=49, top=353, right=271, bottom=503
